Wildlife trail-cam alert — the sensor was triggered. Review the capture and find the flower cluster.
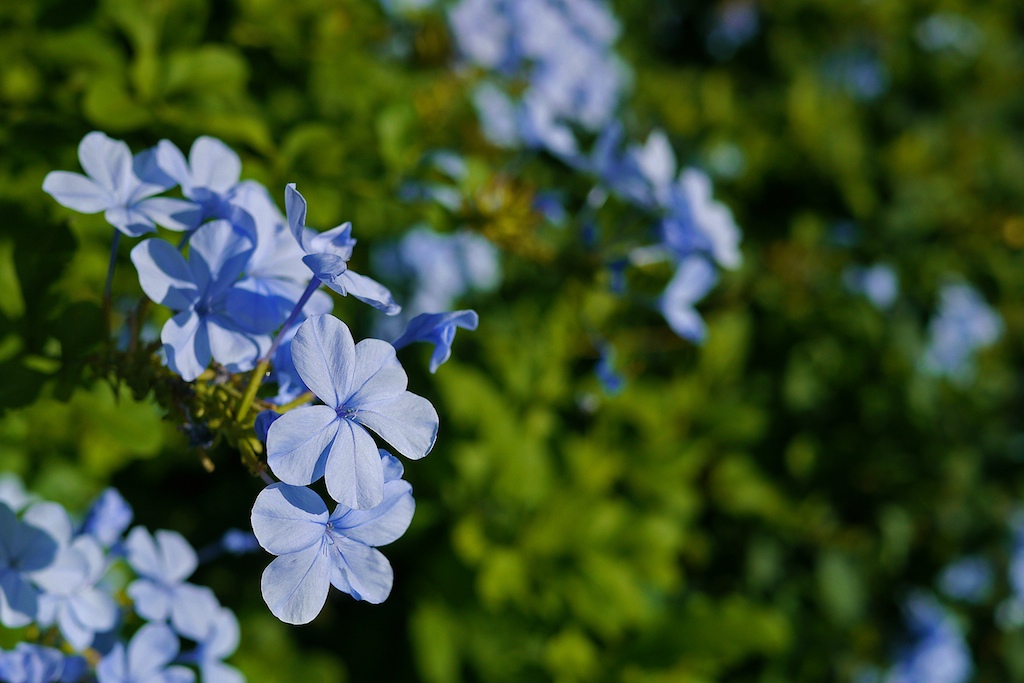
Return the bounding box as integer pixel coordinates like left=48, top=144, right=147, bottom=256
left=0, top=478, right=242, bottom=683
left=921, top=282, right=1002, bottom=382
left=43, top=132, right=468, bottom=626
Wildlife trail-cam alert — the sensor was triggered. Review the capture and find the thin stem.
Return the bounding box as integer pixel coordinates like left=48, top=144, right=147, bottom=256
left=261, top=278, right=321, bottom=363
left=259, top=471, right=274, bottom=485
left=102, top=230, right=121, bottom=336
left=235, top=358, right=270, bottom=423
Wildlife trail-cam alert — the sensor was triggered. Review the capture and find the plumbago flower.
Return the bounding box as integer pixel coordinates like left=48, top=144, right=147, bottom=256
left=251, top=452, right=414, bottom=624
left=130, top=219, right=275, bottom=381
left=0, top=502, right=65, bottom=628
left=285, top=184, right=400, bottom=315
left=124, top=528, right=220, bottom=640
left=661, top=257, right=718, bottom=343
left=42, top=132, right=198, bottom=237
left=266, top=314, right=438, bottom=510
left=181, top=607, right=243, bottom=683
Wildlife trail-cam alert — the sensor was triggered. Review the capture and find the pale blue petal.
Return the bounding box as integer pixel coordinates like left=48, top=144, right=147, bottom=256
left=306, top=222, right=356, bottom=261
left=22, top=502, right=72, bottom=552
left=284, top=184, right=307, bottom=248
left=661, top=257, right=716, bottom=343
left=82, top=488, right=133, bottom=549
left=354, top=392, right=439, bottom=461
left=229, top=278, right=299, bottom=333
left=290, top=315, right=356, bottom=408
left=155, top=140, right=192, bottom=190
left=325, top=270, right=401, bottom=315
left=250, top=483, right=328, bottom=555
left=266, top=406, right=339, bottom=486
left=189, top=137, right=241, bottom=194
left=381, top=452, right=404, bottom=481
left=332, top=477, right=413, bottom=547
left=171, top=583, right=219, bottom=640
left=67, top=586, right=117, bottom=631
left=187, top=220, right=253, bottom=299
left=302, top=253, right=348, bottom=281
left=0, top=571, right=38, bottom=627
left=104, top=204, right=157, bottom=237
left=393, top=310, right=479, bottom=373
left=96, top=643, right=127, bottom=683
left=42, top=171, right=112, bottom=213
left=130, top=239, right=198, bottom=311
left=136, top=197, right=203, bottom=233
left=261, top=542, right=331, bottom=625
left=124, top=527, right=161, bottom=578
left=128, top=623, right=179, bottom=677
left=323, top=419, right=385, bottom=511
left=206, top=317, right=268, bottom=373
left=161, top=667, right=198, bottom=683
left=57, top=602, right=95, bottom=650
left=162, top=311, right=210, bottom=382
left=155, top=530, right=197, bottom=583
left=345, top=339, right=406, bottom=407
left=79, top=131, right=133, bottom=195
left=204, top=606, right=240, bottom=659
left=127, top=579, right=172, bottom=621
left=28, top=544, right=87, bottom=594
left=133, top=146, right=176, bottom=190
left=330, top=538, right=393, bottom=604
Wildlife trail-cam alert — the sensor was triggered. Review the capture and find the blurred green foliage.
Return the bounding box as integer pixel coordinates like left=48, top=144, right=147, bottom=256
left=2, top=0, right=1024, bottom=681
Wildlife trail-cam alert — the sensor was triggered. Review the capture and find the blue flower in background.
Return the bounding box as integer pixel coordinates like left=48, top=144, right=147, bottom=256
left=938, top=556, right=993, bottom=604
left=42, top=132, right=198, bottom=237
left=921, top=283, right=1002, bottom=382
left=661, top=257, right=717, bottom=343
left=844, top=263, right=900, bottom=310
left=595, top=343, right=624, bottom=395
left=81, top=488, right=133, bottom=549
left=35, top=534, right=117, bottom=650
left=251, top=452, right=414, bottom=624
left=883, top=592, right=972, bottom=683
left=285, top=184, right=400, bottom=315
left=124, top=528, right=220, bottom=640
left=130, top=220, right=274, bottom=381
left=0, top=476, right=34, bottom=513
left=393, top=310, right=479, bottom=373
left=0, top=502, right=65, bottom=628
left=266, top=314, right=438, bottom=510
left=0, top=643, right=74, bottom=683
left=97, top=623, right=194, bottom=683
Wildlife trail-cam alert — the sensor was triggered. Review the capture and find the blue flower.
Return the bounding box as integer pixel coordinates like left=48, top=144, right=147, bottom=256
left=284, top=184, right=400, bottom=315
left=595, top=344, right=624, bottom=395
left=124, top=528, right=220, bottom=640
left=154, top=137, right=255, bottom=238
left=0, top=475, right=34, bottom=513
left=251, top=452, right=414, bottom=624
left=0, top=502, right=66, bottom=628
left=81, top=488, right=133, bottom=549
left=220, top=529, right=260, bottom=556
left=266, top=314, right=438, bottom=510
left=661, top=257, right=717, bottom=343
left=42, top=132, right=198, bottom=237
left=96, top=623, right=194, bottom=683
left=130, top=220, right=274, bottom=381
left=392, top=310, right=479, bottom=373
left=0, top=643, right=68, bottom=683
left=921, top=283, right=1002, bottom=382
left=35, top=534, right=118, bottom=650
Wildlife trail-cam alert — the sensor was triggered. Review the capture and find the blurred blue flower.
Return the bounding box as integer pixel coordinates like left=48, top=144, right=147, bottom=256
left=35, top=534, right=117, bottom=650
left=266, top=314, right=438, bottom=510
left=251, top=452, right=414, bottom=624
left=915, top=14, right=983, bottom=56
left=937, top=556, right=993, bottom=604
left=844, top=263, right=900, bottom=310
left=42, top=132, right=198, bottom=237
left=707, top=1, right=760, bottom=60
left=130, top=220, right=274, bottom=381
left=0, top=643, right=68, bottom=683
left=0, top=476, right=34, bottom=513
left=96, top=623, right=194, bottom=683
left=0, top=502, right=66, bottom=628
left=220, top=529, right=260, bottom=557
left=595, top=344, right=624, bottom=395
left=285, top=184, right=400, bottom=315
left=921, top=283, right=1002, bottom=382
left=183, top=605, right=243, bottom=683
left=884, top=592, right=972, bottom=683
left=124, top=528, right=220, bottom=640
left=393, top=310, right=479, bottom=373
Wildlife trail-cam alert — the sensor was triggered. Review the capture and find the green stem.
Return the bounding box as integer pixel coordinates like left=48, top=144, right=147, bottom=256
left=236, top=358, right=270, bottom=422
